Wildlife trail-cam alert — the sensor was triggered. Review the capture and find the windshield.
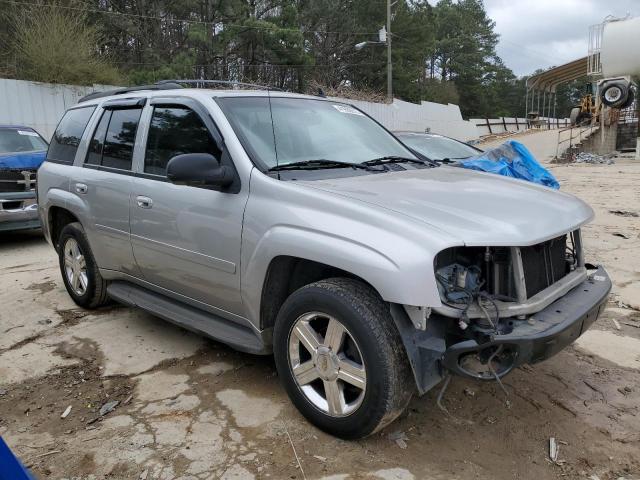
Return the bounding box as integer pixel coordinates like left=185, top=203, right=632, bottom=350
left=217, top=97, right=417, bottom=170
left=397, top=133, right=479, bottom=161
left=0, top=128, right=48, bottom=154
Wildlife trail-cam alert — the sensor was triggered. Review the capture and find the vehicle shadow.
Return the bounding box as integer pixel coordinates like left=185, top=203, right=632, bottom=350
left=0, top=229, right=45, bottom=249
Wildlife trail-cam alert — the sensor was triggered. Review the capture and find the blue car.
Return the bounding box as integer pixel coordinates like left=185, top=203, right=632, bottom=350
left=0, top=125, right=48, bottom=232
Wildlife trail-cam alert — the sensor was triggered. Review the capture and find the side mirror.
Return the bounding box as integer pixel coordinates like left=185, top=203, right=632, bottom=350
left=166, top=153, right=235, bottom=188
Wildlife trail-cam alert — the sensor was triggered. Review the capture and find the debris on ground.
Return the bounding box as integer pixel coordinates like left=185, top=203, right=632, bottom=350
left=313, top=455, right=327, bottom=462
left=574, top=152, right=615, bottom=164
left=0, top=388, right=7, bottom=396
left=139, top=469, right=149, bottom=480
left=609, top=210, right=639, bottom=218
left=60, top=405, right=72, bottom=419
left=613, top=233, right=630, bottom=239
left=388, top=430, right=408, bottom=449
left=463, top=387, right=475, bottom=398
left=621, top=321, right=640, bottom=328
left=549, top=437, right=559, bottom=462
left=98, top=400, right=119, bottom=417
left=484, top=416, right=497, bottom=425
left=612, top=319, right=622, bottom=330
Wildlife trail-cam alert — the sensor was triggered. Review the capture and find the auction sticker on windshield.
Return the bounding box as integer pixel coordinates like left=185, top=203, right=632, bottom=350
left=17, top=130, right=40, bottom=136
left=333, top=104, right=364, bottom=116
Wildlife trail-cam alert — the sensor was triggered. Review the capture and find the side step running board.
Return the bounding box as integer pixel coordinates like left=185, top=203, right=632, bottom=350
left=107, top=281, right=271, bottom=355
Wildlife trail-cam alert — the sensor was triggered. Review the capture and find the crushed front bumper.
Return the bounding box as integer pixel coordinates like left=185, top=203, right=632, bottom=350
left=0, top=191, right=41, bottom=232
left=442, top=266, right=611, bottom=379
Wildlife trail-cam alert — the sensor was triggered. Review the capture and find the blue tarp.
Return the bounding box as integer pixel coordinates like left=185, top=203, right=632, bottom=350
left=0, top=436, right=34, bottom=480
left=459, top=140, right=560, bottom=189
left=0, top=151, right=46, bottom=170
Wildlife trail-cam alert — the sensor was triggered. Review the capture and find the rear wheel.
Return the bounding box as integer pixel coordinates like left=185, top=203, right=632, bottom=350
left=273, top=278, right=413, bottom=439
left=58, top=222, right=109, bottom=309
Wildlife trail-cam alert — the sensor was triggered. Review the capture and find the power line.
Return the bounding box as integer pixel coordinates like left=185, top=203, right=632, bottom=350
left=111, top=61, right=384, bottom=67
left=0, top=0, right=380, bottom=36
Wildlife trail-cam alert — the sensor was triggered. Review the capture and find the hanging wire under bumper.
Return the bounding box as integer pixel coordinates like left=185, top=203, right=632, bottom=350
left=441, top=266, right=611, bottom=380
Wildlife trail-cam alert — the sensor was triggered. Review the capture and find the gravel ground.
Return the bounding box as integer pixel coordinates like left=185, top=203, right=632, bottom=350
left=0, top=142, right=639, bottom=480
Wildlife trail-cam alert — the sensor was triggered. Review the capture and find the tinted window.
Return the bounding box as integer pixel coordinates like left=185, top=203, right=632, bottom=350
left=86, top=110, right=111, bottom=165
left=0, top=128, right=48, bottom=154
left=144, top=107, right=219, bottom=176
left=101, top=109, right=142, bottom=170
left=47, top=106, right=96, bottom=164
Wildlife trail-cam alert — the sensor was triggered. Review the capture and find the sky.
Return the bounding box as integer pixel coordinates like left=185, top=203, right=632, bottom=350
left=427, top=0, right=640, bottom=77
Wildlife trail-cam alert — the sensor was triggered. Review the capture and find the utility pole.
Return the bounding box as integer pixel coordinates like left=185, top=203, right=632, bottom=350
left=354, top=1, right=393, bottom=100
left=387, top=0, right=392, bottom=102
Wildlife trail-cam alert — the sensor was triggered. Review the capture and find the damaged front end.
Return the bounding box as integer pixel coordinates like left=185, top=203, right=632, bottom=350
left=392, top=229, right=611, bottom=394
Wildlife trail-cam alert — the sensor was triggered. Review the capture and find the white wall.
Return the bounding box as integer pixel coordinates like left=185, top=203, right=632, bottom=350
left=342, top=97, right=479, bottom=141
left=0, top=79, right=116, bottom=140
left=0, top=78, right=480, bottom=141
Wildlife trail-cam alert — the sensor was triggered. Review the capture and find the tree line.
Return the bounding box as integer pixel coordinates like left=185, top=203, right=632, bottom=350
left=0, top=0, right=583, bottom=118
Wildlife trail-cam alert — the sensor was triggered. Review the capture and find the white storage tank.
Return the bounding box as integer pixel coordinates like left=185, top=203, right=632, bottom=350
left=601, top=16, right=640, bottom=77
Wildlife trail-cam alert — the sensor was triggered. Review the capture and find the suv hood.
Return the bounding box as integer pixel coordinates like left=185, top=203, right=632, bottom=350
left=300, top=166, right=593, bottom=246
left=0, top=150, right=46, bottom=170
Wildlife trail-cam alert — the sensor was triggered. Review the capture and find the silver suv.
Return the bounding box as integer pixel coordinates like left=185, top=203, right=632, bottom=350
left=38, top=81, right=611, bottom=439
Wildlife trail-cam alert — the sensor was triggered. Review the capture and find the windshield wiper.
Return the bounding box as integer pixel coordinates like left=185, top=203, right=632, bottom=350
left=362, top=155, right=438, bottom=167
left=267, top=159, right=377, bottom=172
left=438, top=156, right=471, bottom=163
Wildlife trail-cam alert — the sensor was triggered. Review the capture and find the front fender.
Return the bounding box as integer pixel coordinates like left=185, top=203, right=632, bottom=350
left=240, top=170, right=459, bottom=328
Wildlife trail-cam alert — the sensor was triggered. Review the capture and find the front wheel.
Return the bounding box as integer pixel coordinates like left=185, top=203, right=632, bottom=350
left=273, top=278, right=414, bottom=439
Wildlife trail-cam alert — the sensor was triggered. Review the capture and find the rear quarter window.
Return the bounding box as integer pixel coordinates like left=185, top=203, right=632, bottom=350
left=47, top=106, right=96, bottom=164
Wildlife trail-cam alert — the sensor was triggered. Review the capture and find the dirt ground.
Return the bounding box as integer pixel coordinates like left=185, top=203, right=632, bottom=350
left=1, top=139, right=639, bottom=480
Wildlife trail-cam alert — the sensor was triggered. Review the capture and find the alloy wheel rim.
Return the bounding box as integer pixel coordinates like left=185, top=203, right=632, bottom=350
left=288, top=312, right=366, bottom=417
left=63, top=238, right=88, bottom=296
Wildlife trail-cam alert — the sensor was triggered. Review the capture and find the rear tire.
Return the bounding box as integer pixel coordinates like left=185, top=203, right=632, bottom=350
left=58, top=222, right=109, bottom=309
left=273, top=278, right=414, bottom=439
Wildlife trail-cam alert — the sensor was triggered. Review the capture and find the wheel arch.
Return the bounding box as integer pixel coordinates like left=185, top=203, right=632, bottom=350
left=258, top=255, right=380, bottom=331
left=48, top=206, right=80, bottom=251
left=242, top=225, right=443, bottom=330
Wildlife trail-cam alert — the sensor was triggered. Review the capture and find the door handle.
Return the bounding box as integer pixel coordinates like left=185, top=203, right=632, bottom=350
left=136, top=195, right=153, bottom=209
left=75, top=183, right=88, bottom=194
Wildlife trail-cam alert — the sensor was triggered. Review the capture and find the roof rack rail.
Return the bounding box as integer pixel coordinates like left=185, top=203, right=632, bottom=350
left=156, top=79, right=283, bottom=91
left=78, top=79, right=283, bottom=104
left=78, top=82, right=184, bottom=103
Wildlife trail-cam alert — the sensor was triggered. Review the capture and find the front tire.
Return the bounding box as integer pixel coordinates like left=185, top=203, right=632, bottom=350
left=273, top=278, right=413, bottom=439
left=58, top=222, right=109, bottom=309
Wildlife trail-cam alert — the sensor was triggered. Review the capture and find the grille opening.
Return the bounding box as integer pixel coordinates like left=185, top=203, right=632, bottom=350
left=435, top=232, right=579, bottom=303
left=0, top=169, right=37, bottom=193
left=1, top=201, right=23, bottom=210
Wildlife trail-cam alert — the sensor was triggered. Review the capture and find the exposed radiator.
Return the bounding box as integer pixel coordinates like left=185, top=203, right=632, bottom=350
left=521, top=235, right=569, bottom=298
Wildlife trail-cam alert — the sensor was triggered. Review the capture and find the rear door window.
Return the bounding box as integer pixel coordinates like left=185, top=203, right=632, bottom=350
left=47, top=106, right=96, bottom=164
left=102, top=109, right=142, bottom=170
left=144, top=106, right=220, bottom=176
left=84, top=108, right=142, bottom=171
